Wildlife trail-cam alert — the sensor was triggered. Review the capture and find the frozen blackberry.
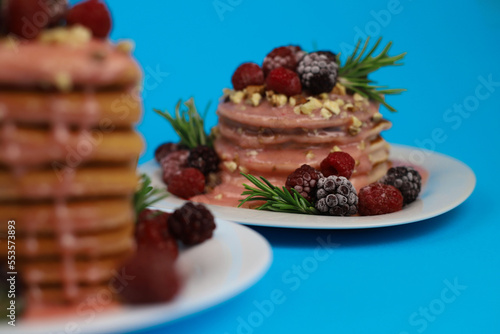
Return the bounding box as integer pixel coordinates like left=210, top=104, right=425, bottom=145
left=187, top=146, right=220, bottom=176
left=297, top=52, right=339, bottom=95
left=168, top=202, right=216, bottom=245
left=285, top=164, right=322, bottom=202
left=315, top=175, right=358, bottom=216
left=155, top=142, right=181, bottom=162
left=262, top=46, right=298, bottom=76
left=380, top=166, right=422, bottom=205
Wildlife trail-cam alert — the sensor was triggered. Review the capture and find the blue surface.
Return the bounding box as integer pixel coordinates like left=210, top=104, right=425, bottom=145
left=100, top=0, right=498, bottom=332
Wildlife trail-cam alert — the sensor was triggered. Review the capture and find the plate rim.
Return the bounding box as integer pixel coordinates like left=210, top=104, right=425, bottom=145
left=140, top=144, right=476, bottom=229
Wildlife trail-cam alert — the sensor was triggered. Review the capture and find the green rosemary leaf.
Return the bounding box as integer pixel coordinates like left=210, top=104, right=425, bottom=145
left=134, top=174, right=169, bottom=217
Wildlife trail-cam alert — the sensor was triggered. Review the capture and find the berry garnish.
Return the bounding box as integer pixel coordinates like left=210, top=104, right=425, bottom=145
left=187, top=145, right=220, bottom=176
left=155, top=142, right=181, bottom=163
left=287, top=45, right=307, bottom=63
left=161, top=150, right=189, bottom=184
left=297, top=51, right=339, bottom=95
left=262, top=46, right=298, bottom=76
left=167, top=168, right=205, bottom=199
left=315, top=175, right=358, bottom=216
left=136, top=209, right=179, bottom=259
left=358, top=183, right=403, bottom=216
left=380, top=166, right=422, bottom=205
left=66, top=0, right=112, bottom=38
left=5, top=0, right=68, bottom=39
left=265, top=67, right=302, bottom=97
left=320, top=152, right=356, bottom=179
left=285, top=164, right=322, bottom=202
left=231, top=62, right=265, bottom=91
left=119, top=246, right=180, bottom=304
left=168, top=202, right=216, bottom=245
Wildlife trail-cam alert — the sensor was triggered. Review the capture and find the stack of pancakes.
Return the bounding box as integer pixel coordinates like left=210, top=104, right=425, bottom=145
left=192, top=91, right=391, bottom=206
left=0, top=33, right=142, bottom=307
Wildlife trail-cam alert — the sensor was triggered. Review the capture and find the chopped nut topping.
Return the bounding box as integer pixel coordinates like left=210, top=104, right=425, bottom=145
left=353, top=93, right=365, bottom=102
left=332, top=83, right=347, bottom=95
left=335, top=98, right=345, bottom=106
left=348, top=116, right=363, bottom=135
left=306, top=151, right=315, bottom=160
left=344, top=103, right=355, bottom=112
left=116, top=40, right=135, bottom=54
left=245, top=85, right=265, bottom=96
left=224, top=161, right=238, bottom=172
left=54, top=72, right=73, bottom=92
left=222, top=88, right=233, bottom=97
left=330, top=145, right=342, bottom=152
left=238, top=166, right=249, bottom=173
left=246, top=150, right=258, bottom=157
left=372, top=112, right=383, bottom=122
left=300, top=97, right=322, bottom=114
left=271, top=94, right=288, bottom=107
left=323, top=100, right=340, bottom=115
left=249, top=93, right=262, bottom=106
left=230, top=91, right=245, bottom=104
left=319, top=92, right=329, bottom=100
left=289, top=96, right=297, bottom=107
left=358, top=140, right=366, bottom=150
left=39, top=25, right=91, bottom=46
left=214, top=194, right=223, bottom=200
left=320, top=107, right=332, bottom=119
left=293, top=106, right=301, bottom=115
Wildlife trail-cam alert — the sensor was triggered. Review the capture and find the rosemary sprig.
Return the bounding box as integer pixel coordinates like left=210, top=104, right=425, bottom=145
left=337, top=37, right=406, bottom=112
left=134, top=174, right=169, bottom=216
left=239, top=173, right=319, bottom=215
left=153, top=98, right=212, bottom=148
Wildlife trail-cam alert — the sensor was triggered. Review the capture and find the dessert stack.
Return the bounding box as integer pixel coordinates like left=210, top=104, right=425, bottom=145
left=0, top=22, right=143, bottom=308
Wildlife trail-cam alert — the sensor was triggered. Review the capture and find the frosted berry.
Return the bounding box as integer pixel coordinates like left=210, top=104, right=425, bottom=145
left=168, top=202, right=216, bottom=245
left=315, top=175, right=358, bottom=216
left=187, top=145, right=220, bottom=176
left=266, top=67, right=302, bottom=97
left=232, top=62, right=264, bottom=91
left=66, top=0, right=112, bottom=38
left=5, top=0, right=68, bottom=39
left=297, top=51, right=339, bottom=95
left=262, top=46, right=298, bottom=76
left=285, top=164, right=322, bottom=202
left=320, top=152, right=356, bottom=179
left=136, top=209, right=178, bottom=259
left=380, top=166, right=422, bottom=205
left=161, top=150, right=189, bottom=184
left=167, top=168, right=205, bottom=199
left=358, top=183, right=403, bottom=216
left=287, top=45, right=307, bottom=63
left=155, top=142, right=181, bottom=163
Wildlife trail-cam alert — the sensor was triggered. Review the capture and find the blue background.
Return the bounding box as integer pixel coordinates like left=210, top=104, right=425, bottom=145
left=91, top=0, right=499, bottom=332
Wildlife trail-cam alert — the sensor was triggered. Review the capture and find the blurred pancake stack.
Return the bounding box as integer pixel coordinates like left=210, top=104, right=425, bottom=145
left=0, top=24, right=143, bottom=308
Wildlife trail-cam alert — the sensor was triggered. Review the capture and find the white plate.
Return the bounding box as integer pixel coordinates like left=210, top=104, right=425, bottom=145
left=140, top=144, right=476, bottom=229
left=8, top=218, right=272, bottom=334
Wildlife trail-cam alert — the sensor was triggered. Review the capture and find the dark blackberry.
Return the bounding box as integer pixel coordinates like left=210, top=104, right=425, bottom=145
left=155, top=142, right=180, bottom=163
left=285, top=164, right=322, bottom=202
left=380, top=166, right=422, bottom=205
left=297, top=51, right=339, bottom=95
left=187, top=146, right=220, bottom=176
left=168, top=202, right=216, bottom=245
left=315, top=175, right=358, bottom=216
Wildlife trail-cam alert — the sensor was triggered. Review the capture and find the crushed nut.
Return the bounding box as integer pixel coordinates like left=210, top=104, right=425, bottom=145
left=238, top=166, right=249, bottom=174
left=293, top=106, right=301, bottom=115
left=224, top=161, right=238, bottom=172
left=335, top=98, right=345, bottom=106
left=320, top=107, right=332, bottom=119
left=271, top=94, right=288, bottom=107
left=330, top=145, right=342, bottom=152
left=54, top=72, right=73, bottom=92
left=230, top=91, right=245, bottom=104
left=323, top=100, right=340, bottom=115
left=319, top=92, right=329, bottom=100
left=306, top=151, right=315, bottom=160
left=372, top=112, right=383, bottom=122
left=246, top=150, right=258, bottom=157
left=358, top=140, right=366, bottom=150
left=249, top=93, right=262, bottom=106
left=214, top=194, right=223, bottom=200
left=348, top=116, right=363, bottom=135
left=353, top=93, right=365, bottom=102
left=300, top=97, right=322, bottom=114
left=289, top=96, right=296, bottom=107
left=39, top=25, right=91, bottom=46
left=116, top=40, right=135, bottom=54
left=344, top=103, right=355, bottom=112
left=245, top=85, right=265, bottom=96
left=332, top=83, right=347, bottom=95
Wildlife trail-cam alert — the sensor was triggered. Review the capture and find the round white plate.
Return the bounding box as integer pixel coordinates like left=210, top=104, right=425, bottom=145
left=8, top=218, right=272, bottom=334
left=140, top=144, right=476, bottom=229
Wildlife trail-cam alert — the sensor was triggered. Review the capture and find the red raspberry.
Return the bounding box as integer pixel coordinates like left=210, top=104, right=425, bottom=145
left=266, top=67, right=302, bottom=97
left=320, top=152, right=356, bottom=179
left=262, top=46, right=298, bottom=76
left=136, top=209, right=178, bottom=259
left=358, top=183, right=403, bottom=216
left=167, top=168, right=205, bottom=199
left=155, top=142, right=181, bottom=163
left=5, top=0, right=68, bottom=39
left=231, top=62, right=264, bottom=91
left=161, top=150, right=189, bottom=184
left=66, top=0, right=112, bottom=38
left=119, top=246, right=180, bottom=304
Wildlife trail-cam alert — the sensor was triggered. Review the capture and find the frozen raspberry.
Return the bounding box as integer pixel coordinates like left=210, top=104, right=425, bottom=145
left=266, top=67, right=302, bottom=97
left=119, top=246, right=180, bottom=304
left=231, top=63, right=264, bottom=91
left=161, top=150, right=189, bottom=184
left=262, top=46, right=298, bottom=76
left=285, top=164, right=322, bottom=202
left=380, top=166, right=422, bottom=205
left=5, top=0, right=68, bottom=39
left=287, top=45, right=307, bottom=63
left=187, top=146, right=220, bottom=176
left=136, top=209, right=179, bottom=259
left=297, top=51, right=339, bottom=95
left=167, top=168, right=205, bottom=199
left=358, top=183, right=403, bottom=216
left=155, top=142, right=181, bottom=163
left=168, top=202, right=216, bottom=245
left=320, top=152, right=356, bottom=179
left=66, top=0, right=112, bottom=38
left=315, top=175, right=358, bottom=216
